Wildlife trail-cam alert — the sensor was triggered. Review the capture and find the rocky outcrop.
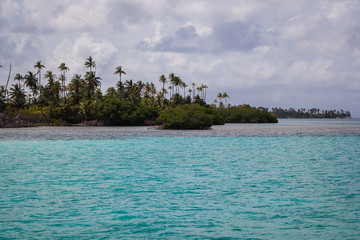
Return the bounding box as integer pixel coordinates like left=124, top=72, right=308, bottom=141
left=0, top=113, right=45, bottom=128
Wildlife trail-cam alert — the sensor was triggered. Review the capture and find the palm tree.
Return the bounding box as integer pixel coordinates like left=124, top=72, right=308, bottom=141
left=68, top=74, right=84, bottom=104
left=182, top=81, right=187, bottom=98
left=188, top=88, right=192, bottom=101
left=84, top=56, right=96, bottom=72
left=168, top=85, right=173, bottom=98
left=169, top=73, right=175, bottom=95
left=9, top=83, right=26, bottom=109
left=159, top=74, right=167, bottom=98
left=203, top=84, right=208, bottom=101
left=192, top=82, right=196, bottom=99
left=217, top=92, right=223, bottom=107
left=43, top=71, right=59, bottom=105
left=222, top=92, right=229, bottom=107
left=58, top=62, right=69, bottom=98
left=44, top=71, right=56, bottom=83
left=58, top=62, right=69, bottom=75
left=58, top=74, right=66, bottom=98
left=14, top=74, right=24, bottom=87
left=173, top=76, right=182, bottom=94
left=85, top=71, right=101, bottom=99
left=34, top=61, right=45, bottom=87
left=24, top=71, right=38, bottom=101
left=114, top=65, right=126, bottom=86
left=105, top=87, right=117, bottom=98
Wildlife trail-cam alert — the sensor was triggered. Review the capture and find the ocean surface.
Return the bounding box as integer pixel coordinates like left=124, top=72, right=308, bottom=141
left=1, top=119, right=360, bottom=239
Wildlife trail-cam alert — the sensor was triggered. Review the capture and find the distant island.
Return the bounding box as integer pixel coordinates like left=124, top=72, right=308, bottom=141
left=0, top=57, right=277, bottom=129
left=270, top=107, right=351, bottom=119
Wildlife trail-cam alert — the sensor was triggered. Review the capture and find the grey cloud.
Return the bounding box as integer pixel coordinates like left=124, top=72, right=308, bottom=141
left=108, top=1, right=151, bottom=31
left=151, top=25, right=202, bottom=53
left=213, top=21, right=261, bottom=52
left=0, top=37, right=17, bottom=59
left=12, top=24, right=38, bottom=34
left=140, top=21, right=262, bottom=53
left=175, top=25, right=198, bottom=39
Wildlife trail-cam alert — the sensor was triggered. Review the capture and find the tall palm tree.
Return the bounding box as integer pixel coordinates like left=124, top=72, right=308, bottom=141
left=188, top=88, right=192, bottom=101
left=58, top=62, right=69, bottom=98
left=44, top=71, right=56, bottom=83
left=217, top=92, right=223, bottom=107
left=58, top=62, right=69, bottom=75
left=159, top=74, right=167, bottom=98
left=34, top=61, right=45, bottom=87
left=222, top=92, right=229, bottom=107
left=84, top=56, right=96, bottom=72
left=182, top=81, right=187, bottom=98
left=114, top=66, right=126, bottom=86
left=192, top=82, right=196, bottom=99
left=58, top=74, right=66, bottom=98
left=168, top=85, right=173, bottom=98
left=174, top=76, right=182, bottom=94
left=169, top=73, right=175, bottom=95
left=14, top=74, right=24, bottom=87
left=203, top=84, right=208, bottom=101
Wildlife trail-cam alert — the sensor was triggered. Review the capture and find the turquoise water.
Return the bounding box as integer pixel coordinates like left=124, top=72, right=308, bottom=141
left=1, top=121, right=360, bottom=239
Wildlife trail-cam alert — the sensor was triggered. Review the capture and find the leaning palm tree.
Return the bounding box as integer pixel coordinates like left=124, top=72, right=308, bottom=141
left=84, top=56, right=96, bottom=72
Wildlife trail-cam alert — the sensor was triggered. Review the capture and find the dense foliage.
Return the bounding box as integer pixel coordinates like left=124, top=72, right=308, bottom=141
left=157, top=104, right=213, bottom=129
left=220, top=105, right=278, bottom=123
left=0, top=57, right=279, bottom=128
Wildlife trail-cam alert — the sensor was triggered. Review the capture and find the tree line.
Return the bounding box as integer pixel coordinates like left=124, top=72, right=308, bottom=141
left=270, top=107, right=351, bottom=119
left=0, top=57, right=277, bottom=128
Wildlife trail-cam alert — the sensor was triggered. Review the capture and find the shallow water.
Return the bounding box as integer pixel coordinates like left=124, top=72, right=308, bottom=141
left=1, top=119, right=360, bottom=239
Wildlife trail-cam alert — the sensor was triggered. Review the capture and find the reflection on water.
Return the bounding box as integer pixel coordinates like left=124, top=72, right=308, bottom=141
left=1, top=119, right=360, bottom=140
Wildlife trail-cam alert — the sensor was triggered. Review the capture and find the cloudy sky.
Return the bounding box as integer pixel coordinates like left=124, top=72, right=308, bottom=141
left=1, top=0, right=360, bottom=116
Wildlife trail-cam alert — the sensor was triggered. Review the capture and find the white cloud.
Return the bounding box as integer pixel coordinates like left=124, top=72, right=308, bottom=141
left=52, top=33, right=118, bottom=76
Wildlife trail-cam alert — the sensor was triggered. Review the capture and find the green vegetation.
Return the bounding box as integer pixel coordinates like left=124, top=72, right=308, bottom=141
left=0, top=57, right=278, bottom=128
left=220, top=105, right=278, bottom=123
left=157, top=104, right=213, bottom=129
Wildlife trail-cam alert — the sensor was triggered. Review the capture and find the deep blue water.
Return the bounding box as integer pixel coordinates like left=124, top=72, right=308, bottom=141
left=1, top=120, right=360, bottom=239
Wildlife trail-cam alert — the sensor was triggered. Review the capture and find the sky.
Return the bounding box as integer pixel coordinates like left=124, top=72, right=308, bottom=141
left=1, top=0, right=359, bottom=117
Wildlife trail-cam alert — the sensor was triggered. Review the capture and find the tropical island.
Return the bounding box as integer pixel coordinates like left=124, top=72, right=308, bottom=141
left=0, top=57, right=278, bottom=129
